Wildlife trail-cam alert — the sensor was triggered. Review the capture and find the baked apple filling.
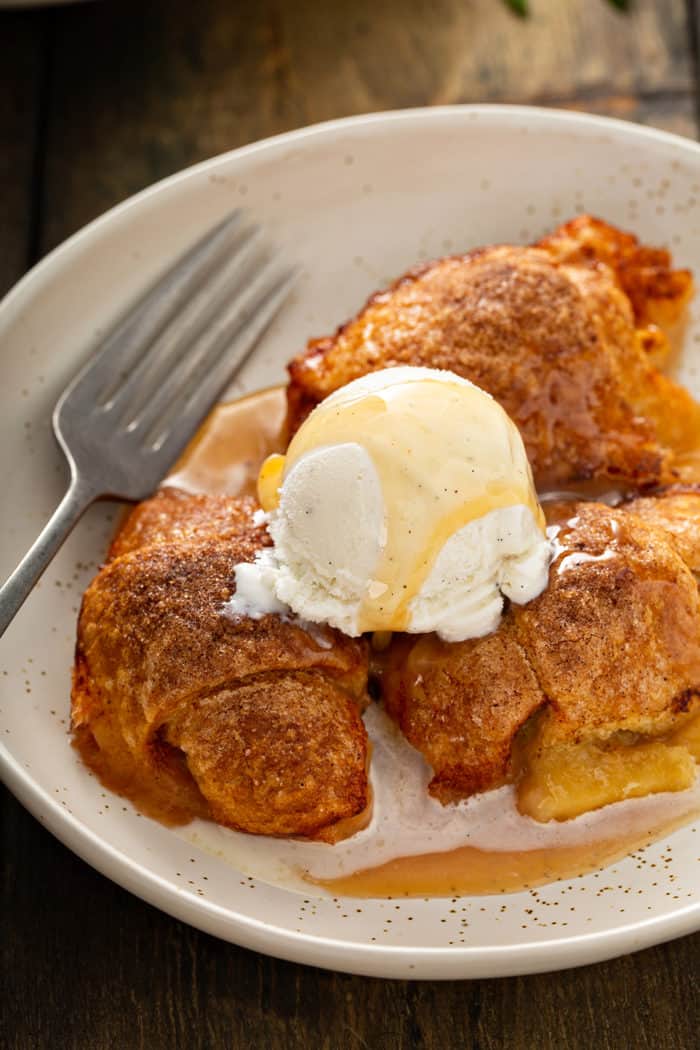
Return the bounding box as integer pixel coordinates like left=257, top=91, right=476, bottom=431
left=513, top=711, right=700, bottom=823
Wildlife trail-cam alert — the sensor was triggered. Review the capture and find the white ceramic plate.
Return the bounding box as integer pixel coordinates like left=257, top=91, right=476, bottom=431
left=2, top=106, right=700, bottom=979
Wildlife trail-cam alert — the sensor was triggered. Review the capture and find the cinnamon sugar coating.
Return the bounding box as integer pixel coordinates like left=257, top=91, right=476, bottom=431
left=73, top=490, right=370, bottom=838
left=287, top=217, right=697, bottom=488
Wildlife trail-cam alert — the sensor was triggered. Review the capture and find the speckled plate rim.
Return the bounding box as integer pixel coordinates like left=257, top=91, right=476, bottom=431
left=2, top=105, right=700, bottom=980
left=5, top=764, right=700, bottom=980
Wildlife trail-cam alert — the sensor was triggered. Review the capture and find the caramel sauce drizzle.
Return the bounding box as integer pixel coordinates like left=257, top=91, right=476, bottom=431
left=258, top=377, right=543, bottom=633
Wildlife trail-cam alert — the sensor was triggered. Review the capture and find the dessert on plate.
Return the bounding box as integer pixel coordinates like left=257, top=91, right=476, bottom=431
left=73, top=489, right=370, bottom=839
left=72, top=215, right=700, bottom=884
left=382, top=500, right=700, bottom=817
left=287, top=216, right=698, bottom=488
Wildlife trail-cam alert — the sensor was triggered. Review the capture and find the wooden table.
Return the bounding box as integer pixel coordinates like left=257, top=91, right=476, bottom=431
left=1, top=2, right=699, bottom=1046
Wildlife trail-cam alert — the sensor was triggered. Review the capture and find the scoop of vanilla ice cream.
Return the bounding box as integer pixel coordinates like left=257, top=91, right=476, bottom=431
left=227, top=367, right=552, bottom=640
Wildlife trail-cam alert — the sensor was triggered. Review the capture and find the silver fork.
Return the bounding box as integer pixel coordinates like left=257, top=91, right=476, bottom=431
left=0, top=211, right=298, bottom=637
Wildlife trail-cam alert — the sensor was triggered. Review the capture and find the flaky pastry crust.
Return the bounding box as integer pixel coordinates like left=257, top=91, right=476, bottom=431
left=73, top=491, right=370, bottom=838
left=287, top=217, right=697, bottom=488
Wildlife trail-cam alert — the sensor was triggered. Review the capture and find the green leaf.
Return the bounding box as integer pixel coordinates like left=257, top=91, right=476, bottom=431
left=607, top=0, right=629, bottom=8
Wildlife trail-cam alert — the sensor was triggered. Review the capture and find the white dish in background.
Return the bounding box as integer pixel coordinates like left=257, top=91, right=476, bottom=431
left=1, top=106, right=700, bottom=979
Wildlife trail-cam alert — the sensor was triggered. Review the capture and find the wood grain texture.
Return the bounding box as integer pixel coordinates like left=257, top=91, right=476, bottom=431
left=2, top=1, right=700, bottom=1048
left=553, top=91, right=698, bottom=137
left=37, top=0, right=696, bottom=253
left=0, top=11, right=45, bottom=295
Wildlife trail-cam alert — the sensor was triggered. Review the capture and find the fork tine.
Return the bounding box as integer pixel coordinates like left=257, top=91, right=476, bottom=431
left=143, top=261, right=298, bottom=448
left=56, top=210, right=245, bottom=412
left=146, top=265, right=299, bottom=461
left=99, top=215, right=259, bottom=409
left=129, top=252, right=286, bottom=436
left=108, top=223, right=266, bottom=424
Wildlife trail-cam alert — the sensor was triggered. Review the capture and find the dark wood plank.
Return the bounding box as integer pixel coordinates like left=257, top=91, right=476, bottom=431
left=0, top=10, right=45, bottom=295
left=552, top=91, right=698, bottom=138
left=38, top=0, right=696, bottom=254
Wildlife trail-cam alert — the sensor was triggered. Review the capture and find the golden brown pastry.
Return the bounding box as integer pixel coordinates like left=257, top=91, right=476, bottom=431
left=383, top=503, right=700, bottom=819
left=287, top=217, right=698, bottom=488
left=382, top=624, right=543, bottom=804
left=108, top=486, right=265, bottom=561
left=517, top=504, right=700, bottom=741
left=622, top=485, right=700, bottom=573
left=544, top=484, right=700, bottom=574
left=73, top=490, right=370, bottom=839
left=537, top=214, right=693, bottom=334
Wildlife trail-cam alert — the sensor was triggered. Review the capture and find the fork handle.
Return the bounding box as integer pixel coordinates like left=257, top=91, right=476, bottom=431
left=0, top=475, right=98, bottom=638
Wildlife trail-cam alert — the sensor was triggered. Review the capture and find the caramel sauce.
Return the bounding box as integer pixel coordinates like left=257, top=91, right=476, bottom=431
left=165, top=386, right=287, bottom=496
left=101, top=384, right=700, bottom=897
left=73, top=724, right=210, bottom=827
left=312, top=808, right=698, bottom=898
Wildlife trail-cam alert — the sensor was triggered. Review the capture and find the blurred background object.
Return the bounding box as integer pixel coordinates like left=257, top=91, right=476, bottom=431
left=2, top=0, right=697, bottom=300
left=1, top=2, right=699, bottom=1049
